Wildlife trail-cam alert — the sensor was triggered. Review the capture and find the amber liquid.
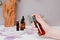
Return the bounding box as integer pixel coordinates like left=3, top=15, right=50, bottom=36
left=20, top=22, right=25, bottom=30
left=34, top=21, right=45, bottom=36
left=37, top=22, right=45, bottom=36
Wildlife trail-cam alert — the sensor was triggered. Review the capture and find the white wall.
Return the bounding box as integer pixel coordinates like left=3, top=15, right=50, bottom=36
left=0, top=0, right=60, bottom=26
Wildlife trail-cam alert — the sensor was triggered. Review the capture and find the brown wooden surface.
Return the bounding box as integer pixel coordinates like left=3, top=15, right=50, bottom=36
left=2, top=0, right=16, bottom=27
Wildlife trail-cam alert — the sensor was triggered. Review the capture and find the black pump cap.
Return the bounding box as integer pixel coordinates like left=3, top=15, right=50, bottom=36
left=32, top=15, right=37, bottom=23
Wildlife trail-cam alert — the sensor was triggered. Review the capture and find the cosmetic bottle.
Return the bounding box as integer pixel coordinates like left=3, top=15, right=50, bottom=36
left=20, top=16, right=25, bottom=30
left=16, top=20, right=19, bottom=31
left=37, top=21, right=45, bottom=36
left=32, top=16, right=45, bottom=36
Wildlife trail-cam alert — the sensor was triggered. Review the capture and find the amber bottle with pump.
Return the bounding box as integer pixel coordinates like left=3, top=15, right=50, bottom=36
left=32, top=16, right=45, bottom=36
left=20, top=16, right=25, bottom=30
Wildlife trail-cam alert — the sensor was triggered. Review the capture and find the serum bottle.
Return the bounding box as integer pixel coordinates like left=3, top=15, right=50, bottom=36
left=20, top=16, right=25, bottom=30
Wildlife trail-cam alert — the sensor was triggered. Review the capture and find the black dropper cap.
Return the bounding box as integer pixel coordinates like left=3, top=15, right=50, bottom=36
left=21, top=16, right=25, bottom=23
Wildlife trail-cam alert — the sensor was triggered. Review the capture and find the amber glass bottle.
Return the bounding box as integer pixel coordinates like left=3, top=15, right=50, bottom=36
left=32, top=16, right=45, bottom=36
left=16, top=20, right=19, bottom=31
left=37, top=21, right=45, bottom=36
left=20, top=16, right=25, bottom=30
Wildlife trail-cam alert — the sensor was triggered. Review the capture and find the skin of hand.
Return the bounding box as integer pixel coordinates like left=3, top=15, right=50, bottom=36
left=31, top=14, right=60, bottom=40
left=31, top=13, right=50, bottom=36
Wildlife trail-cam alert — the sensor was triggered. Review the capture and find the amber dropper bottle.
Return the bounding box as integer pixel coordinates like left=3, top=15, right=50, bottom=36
left=32, top=16, right=45, bottom=36
left=16, top=20, right=19, bottom=31
left=20, top=16, right=25, bottom=30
